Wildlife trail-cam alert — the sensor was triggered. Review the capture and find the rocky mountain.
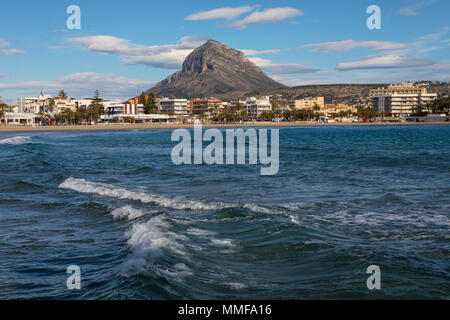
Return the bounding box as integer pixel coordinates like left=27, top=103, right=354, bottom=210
left=146, top=40, right=287, bottom=99
left=144, top=40, right=450, bottom=102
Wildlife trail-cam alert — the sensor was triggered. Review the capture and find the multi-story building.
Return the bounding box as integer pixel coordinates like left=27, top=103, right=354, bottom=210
left=289, top=97, right=325, bottom=110
left=158, top=98, right=188, bottom=116
left=322, top=104, right=357, bottom=117
left=189, top=98, right=222, bottom=116
left=245, top=96, right=272, bottom=118
left=370, top=83, right=437, bottom=117
left=52, top=97, right=77, bottom=113
left=73, top=99, right=93, bottom=109
left=104, top=103, right=144, bottom=115
left=17, top=91, right=52, bottom=114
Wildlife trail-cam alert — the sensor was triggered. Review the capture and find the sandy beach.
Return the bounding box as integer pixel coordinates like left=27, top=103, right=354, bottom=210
left=0, top=121, right=449, bottom=133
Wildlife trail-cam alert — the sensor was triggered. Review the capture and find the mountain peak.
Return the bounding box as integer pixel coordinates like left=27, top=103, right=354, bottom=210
left=204, top=39, right=222, bottom=46
left=147, top=40, right=287, bottom=99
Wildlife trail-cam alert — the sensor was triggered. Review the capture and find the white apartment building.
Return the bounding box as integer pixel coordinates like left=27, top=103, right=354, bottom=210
left=17, top=92, right=52, bottom=114
left=370, top=83, right=438, bottom=117
left=74, top=99, right=93, bottom=109
left=245, top=96, right=272, bottom=118
left=73, top=99, right=121, bottom=110
left=53, top=97, right=76, bottom=114
left=158, top=98, right=188, bottom=116
left=16, top=93, right=128, bottom=115
left=101, top=99, right=124, bottom=109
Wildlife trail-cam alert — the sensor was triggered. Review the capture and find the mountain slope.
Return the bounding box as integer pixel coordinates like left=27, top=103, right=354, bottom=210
left=147, top=40, right=287, bottom=99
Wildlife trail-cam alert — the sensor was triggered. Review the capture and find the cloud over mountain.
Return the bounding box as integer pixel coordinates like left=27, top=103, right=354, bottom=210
left=69, top=35, right=211, bottom=69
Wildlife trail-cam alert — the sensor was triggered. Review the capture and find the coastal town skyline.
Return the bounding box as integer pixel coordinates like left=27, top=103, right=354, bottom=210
left=1, top=1, right=450, bottom=304
left=1, top=0, right=449, bottom=104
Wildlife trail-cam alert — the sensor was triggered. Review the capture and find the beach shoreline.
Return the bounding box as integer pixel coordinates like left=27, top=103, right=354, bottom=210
left=0, top=121, right=449, bottom=133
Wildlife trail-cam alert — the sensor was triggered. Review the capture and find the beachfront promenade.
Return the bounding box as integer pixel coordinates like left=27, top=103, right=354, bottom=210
left=1, top=121, right=449, bottom=133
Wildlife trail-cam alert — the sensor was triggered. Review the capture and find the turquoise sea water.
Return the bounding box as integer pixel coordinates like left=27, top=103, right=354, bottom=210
left=0, top=125, right=449, bottom=299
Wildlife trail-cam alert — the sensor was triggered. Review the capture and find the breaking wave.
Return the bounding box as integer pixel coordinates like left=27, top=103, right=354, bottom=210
left=59, top=177, right=277, bottom=214
left=0, top=136, right=33, bottom=145
left=121, top=215, right=192, bottom=279
left=111, top=205, right=149, bottom=221
left=59, top=177, right=222, bottom=211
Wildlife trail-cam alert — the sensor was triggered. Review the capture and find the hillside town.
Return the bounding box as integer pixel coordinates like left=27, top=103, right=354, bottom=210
left=1, top=82, right=449, bottom=127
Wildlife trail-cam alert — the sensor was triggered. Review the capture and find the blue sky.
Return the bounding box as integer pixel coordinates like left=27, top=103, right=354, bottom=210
left=0, top=0, right=449, bottom=103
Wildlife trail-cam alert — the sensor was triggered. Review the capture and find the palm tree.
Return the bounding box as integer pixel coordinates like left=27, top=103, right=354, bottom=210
left=58, top=90, right=68, bottom=98
left=0, top=107, right=5, bottom=125
left=427, top=97, right=450, bottom=115
left=144, top=92, right=157, bottom=114
left=90, top=90, right=104, bottom=117
left=0, top=102, right=8, bottom=125
left=239, top=110, right=248, bottom=122
left=75, top=106, right=87, bottom=125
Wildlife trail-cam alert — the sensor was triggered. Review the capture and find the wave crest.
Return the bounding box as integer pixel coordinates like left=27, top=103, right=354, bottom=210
left=59, top=177, right=275, bottom=214
left=121, top=215, right=191, bottom=279
left=59, top=177, right=221, bottom=211
left=0, top=136, right=32, bottom=145
left=111, top=205, right=148, bottom=221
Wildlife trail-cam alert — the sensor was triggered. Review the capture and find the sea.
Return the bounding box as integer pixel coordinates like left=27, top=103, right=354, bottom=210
left=0, top=125, right=449, bottom=299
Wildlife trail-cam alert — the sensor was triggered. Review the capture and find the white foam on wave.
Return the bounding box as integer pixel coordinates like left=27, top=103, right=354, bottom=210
left=289, top=215, right=301, bottom=225
left=211, top=238, right=235, bottom=247
left=125, top=216, right=188, bottom=257
left=186, top=227, right=217, bottom=237
left=121, top=215, right=192, bottom=278
left=243, top=203, right=273, bottom=214
left=0, top=136, right=32, bottom=145
left=59, top=177, right=278, bottom=215
left=59, top=177, right=222, bottom=211
left=161, top=263, right=193, bottom=281
left=111, top=205, right=149, bottom=221
left=315, top=210, right=450, bottom=229
left=227, top=282, right=248, bottom=290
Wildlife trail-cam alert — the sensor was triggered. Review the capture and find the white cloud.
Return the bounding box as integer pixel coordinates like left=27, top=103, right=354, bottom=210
left=241, top=49, right=281, bottom=56
left=228, top=7, right=303, bottom=29
left=248, top=57, right=272, bottom=66
left=277, top=78, right=347, bottom=87
left=0, top=72, right=154, bottom=98
left=399, top=6, right=421, bottom=16
left=48, top=46, right=64, bottom=50
left=0, top=38, right=24, bottom=56
left=411, top=27, right=450, bottom=54
left=303, top=40, right=410, bottom=52
left=248, top=57, right=318, bottom=75
left=0, top=49, right=25, bottom=55
left=336, top=55, right=434, bottom=71
left=398, top=1, right=433, bottom=16
left=0, top=39, right=10, bottom=47
left=69, top=35, right=211, bottom=69
left=185, top=6, right=254, bottom=21
left=0, top=73, right=8, bottom=78
left=263, top=64, right=319, bottom=75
